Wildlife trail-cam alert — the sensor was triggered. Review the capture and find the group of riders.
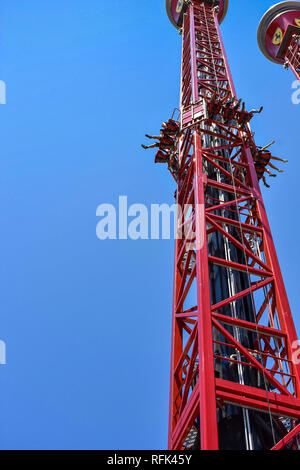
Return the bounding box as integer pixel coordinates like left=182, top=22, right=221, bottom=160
left=141, top=102, right=287, bottom=188
left=207, top=92, right=264, bottom=129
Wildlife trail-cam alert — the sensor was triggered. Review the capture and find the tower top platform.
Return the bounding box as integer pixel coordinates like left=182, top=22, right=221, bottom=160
left=258, top=1, right=300, bottom=64
left=166, top=0, right=229, bottom=29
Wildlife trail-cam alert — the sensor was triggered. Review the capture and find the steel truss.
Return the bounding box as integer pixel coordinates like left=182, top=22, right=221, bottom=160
left=285, top=32, right=300, bottom=80
left=168, top=0, right=300, bottom=450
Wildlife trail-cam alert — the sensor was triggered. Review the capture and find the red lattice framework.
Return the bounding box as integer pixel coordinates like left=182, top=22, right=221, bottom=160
left=285, top=32, right=300, bottom=80
left=168, top=0, right=300, bottom=450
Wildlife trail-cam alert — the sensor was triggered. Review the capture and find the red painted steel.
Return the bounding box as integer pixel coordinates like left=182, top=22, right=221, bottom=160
left=166, top=0, right=228, bottom=28
left=257, top=2, right=300, bottom=80
left=271, top=422, right=300, bottom=449
left=167, top=0, right=300, bottom=450
left=285, top=32, right=300, bottom=79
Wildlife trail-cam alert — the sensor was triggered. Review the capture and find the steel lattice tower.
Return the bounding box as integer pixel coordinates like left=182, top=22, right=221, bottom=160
left=258, top=1, right=300, bottom=80
left=164, top=0, right=300, bottom=450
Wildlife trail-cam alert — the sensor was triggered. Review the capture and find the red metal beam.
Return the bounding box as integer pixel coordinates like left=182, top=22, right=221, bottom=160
left=271, top=423, right=300, bottom=450
left=216, top=379, right=300, bottom=419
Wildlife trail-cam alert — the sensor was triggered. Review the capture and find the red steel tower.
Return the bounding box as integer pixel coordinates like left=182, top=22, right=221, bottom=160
left=164, top=0, right=300, bottom=450
left=258, top=1, right=300, bottom=80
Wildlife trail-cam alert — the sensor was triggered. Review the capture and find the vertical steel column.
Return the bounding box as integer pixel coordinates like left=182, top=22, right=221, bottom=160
left=194, top=129, right=219, bottom=450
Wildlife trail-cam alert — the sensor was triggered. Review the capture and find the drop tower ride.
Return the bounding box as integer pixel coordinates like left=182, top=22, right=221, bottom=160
left=164, top=0, right=300, bottom=450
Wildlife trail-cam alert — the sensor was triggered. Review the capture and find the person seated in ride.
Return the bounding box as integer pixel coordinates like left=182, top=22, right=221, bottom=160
left=238, top=110, right=250, bottom=127
left=222, top=96, right=238, bottom=123
left=160, top=133, right=175, bottom=149
left=255, top=142, right=288, bottom=174
left=238, top=106, right=263, bottom=128
left=162, top=119, right=180, bottom=136
left=223, top=106, right=237, bottom=126
left=233, top=98, right=242, bottom=111
left=142, top=129, right=174, bottom=150
left=208, top=100, right=222, bottom=121
left=155, top=149, right=170, bottom=164
left=254, top=162, right=271, bottom=188
left=224, top=96, right=236, bottom=108
left=219, top=90, right=231, bottom=106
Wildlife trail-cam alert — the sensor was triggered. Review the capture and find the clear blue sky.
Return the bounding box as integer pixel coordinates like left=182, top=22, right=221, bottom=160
left=0, top=0, right=299, bottom=450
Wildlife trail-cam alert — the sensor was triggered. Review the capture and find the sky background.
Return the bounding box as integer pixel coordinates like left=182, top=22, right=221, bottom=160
left=0, top=0, right=299, bottom=450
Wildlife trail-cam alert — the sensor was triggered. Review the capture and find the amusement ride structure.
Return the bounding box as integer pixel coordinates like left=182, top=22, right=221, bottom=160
left=258, top=1, right=300, bottom=80
left=150, top=0, right=300, bottom=450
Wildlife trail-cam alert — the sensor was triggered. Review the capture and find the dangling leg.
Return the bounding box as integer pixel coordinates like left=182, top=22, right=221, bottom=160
left=262, top=175, right=270, bottom=188
left=270, top=155, right=288, bottom=163
left=260, top=140, right=275, bottom=151
left=250, top=106, right=263, bottom=114
left=145, top=134, right=161, bottom=140
left=268, top=162, right=283, bottom=173
left=265, top=168, right=277, bottom=177
left=141, top=142, right=159, bottom=150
